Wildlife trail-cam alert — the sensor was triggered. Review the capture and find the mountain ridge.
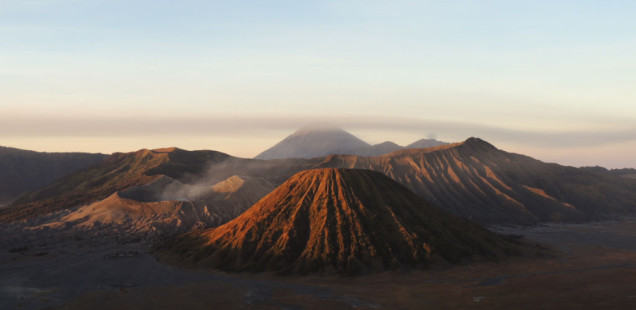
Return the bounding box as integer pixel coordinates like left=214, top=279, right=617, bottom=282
left=315, top=137, right=636, bottom=225
left=254, top=127, right=447, bottom=159
left=154, top=168, right=521, bottom=274
left=0, top=146, right=107, bottom=205
left=4, top=137, right=635, bottom=227
left=0, top=148, right=230, bottom=222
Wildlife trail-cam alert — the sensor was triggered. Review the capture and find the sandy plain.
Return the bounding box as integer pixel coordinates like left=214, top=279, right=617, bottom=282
left=2, top=217, right=636, bottom=309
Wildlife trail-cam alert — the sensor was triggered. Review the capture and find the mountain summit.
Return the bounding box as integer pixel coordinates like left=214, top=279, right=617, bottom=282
left=254, top=127, right=446, bottom=159
left=155, top=168, right=519, bottom=274
left=254, top=127, right=371, bottom=160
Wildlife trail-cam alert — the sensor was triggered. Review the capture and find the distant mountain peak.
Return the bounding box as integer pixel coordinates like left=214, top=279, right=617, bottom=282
left=461, top=137, right=497, bottom=150
left=254, top=127, right=370, bottom=160
left=151, top=147, right=181, bottom=153
left=406, top=138, right=447, bottom=149
left=255, top=127, right=448, bottom=159
left=293, top=125, right=346, bottom=134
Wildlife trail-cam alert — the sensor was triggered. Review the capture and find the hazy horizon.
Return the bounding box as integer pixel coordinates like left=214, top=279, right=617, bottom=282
left=2, top=122, right=634, bottom=169
left=2, top=1, right=635, bottom=168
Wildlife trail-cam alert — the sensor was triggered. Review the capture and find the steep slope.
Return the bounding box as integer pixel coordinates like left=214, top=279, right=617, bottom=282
left=155, top=168, right=520, bottom=274
left=316, top=138, right=636, bottom=225
left=255, top=127, right=371, bottom=159
left=255, top=127, right=448, bottom=159
left=0, top=148, right=230, bottom=222
left=0, top=146, right=107, bottom=205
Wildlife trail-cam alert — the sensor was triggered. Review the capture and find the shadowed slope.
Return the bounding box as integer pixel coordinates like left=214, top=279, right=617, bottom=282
left=0, top=148, right=230, bottom=222
left=155, top=168, right=519, bottom=275
left=0, top=146, right=107, bottom=205
left=582, top=167, right=636, bottom=180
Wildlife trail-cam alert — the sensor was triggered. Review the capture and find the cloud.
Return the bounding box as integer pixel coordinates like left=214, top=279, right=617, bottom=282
left=1, top=114, right=635, bottom=149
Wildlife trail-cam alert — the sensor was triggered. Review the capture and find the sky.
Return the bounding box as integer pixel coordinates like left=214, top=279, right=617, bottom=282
left=1, top=0, right=635, bottom=168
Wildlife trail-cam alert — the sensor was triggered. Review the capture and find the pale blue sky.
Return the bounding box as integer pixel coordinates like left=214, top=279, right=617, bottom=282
left=1, top=0, right=635, bottom=167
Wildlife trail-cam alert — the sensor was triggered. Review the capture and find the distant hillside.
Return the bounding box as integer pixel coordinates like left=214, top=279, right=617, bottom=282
left=5, top=139, right=636, bottom=227
left=255, top=127, right=371, bottom=159
left=254, top=127, right=446, bottom=159
left=406, top=138, right=446, bottom=149
left=0, top=148, right=230, bottom=221
left=155, top=168, right=521, bottom=274
left=581, top=167, right=636, bottom=179
left=315, top=138, right=636, bottom=225
left=0, top=146, right=314, bottom=224
left=0, top=146, right=107, bottom=206
left=610, top=168, right=636, bottom=179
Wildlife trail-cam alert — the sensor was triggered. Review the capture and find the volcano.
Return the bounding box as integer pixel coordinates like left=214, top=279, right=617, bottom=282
left=155, top=168, right=520, bottom=274
left=254, top=126, right=372, bottom=159
left=254, top=126, right=446, bottom=159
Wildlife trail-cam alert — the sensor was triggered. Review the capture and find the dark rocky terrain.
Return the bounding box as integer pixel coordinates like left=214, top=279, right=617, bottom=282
left=0, top=146, right=106, bottom=206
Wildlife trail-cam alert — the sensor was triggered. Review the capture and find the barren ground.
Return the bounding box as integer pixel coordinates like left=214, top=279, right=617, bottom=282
left=3, top=217, right=636, bottom=309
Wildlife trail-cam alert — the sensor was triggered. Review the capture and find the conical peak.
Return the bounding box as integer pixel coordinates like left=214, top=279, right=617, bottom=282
left=288, top=127, right=365, bottom=143
left=155, top=167, right=520, bottom=274
left=254, top=127, right=370, bottom=159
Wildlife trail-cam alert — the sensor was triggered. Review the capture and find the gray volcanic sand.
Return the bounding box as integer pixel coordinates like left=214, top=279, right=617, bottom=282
left=494, top=217, right=636, bottom=253
left=3, top=217, right=636, bottom=309
left=0, top=224, right=371, bottom=310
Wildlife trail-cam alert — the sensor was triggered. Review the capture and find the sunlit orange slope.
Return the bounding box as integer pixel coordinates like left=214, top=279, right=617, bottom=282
left=155, top=168, right=520, bottom=274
